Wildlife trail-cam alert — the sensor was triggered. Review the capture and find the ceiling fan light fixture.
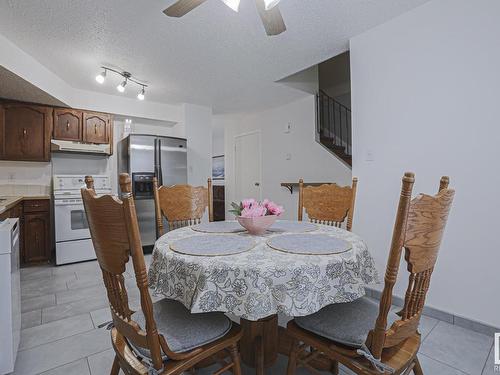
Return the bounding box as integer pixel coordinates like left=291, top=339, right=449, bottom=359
left=95, top=69, right=106, bottom=84
left=263, top=0, right=280, bottom=10
left=117, top=79, right=127, bottom=93
left=221, top=0, right=240, bottom=12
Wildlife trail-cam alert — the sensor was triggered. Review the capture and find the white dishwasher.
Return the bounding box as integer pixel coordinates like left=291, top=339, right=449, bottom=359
left=0, top=218, right=20, bottom=374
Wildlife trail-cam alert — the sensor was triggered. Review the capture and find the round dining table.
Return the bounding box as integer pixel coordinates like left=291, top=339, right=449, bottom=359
left=148, top=220, right=379, bottom=374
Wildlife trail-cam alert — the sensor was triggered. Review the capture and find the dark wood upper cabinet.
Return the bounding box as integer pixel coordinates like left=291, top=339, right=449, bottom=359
left=83, top=112, right=110, bottom=144
left=53, top=108, right=83, bottom=141
left=0, top=103, right=52, bottom=162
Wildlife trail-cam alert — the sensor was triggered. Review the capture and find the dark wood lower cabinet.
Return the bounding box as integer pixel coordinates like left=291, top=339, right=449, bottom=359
left=23, top=211, right=51, bottom=265
left=2, top=199, right=52, bottom=266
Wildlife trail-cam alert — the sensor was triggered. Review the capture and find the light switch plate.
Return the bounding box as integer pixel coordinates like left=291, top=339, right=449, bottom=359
left=365, top=150, right=374, bottom=162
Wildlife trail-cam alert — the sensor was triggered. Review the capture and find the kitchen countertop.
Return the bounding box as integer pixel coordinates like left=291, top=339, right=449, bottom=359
left=0, top=195, right=50, bottom=215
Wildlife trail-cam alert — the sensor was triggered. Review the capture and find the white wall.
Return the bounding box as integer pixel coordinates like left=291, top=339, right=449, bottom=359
left=220, top=95, right=352, bottom=221
left=212, top=121, right=225, bottom=157
left=350, top=0, right=500, bottom=327
left=184, top=104, right=213, bottom=187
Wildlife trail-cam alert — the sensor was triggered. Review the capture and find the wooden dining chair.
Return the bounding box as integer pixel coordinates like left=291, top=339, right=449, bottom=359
left=153, top=177, right=213, bottom=237
left=286, top=173, right=455, bottom=375
left=82, top=174, right=242, bottom=375
left=298, top=178, right=358, bottom=231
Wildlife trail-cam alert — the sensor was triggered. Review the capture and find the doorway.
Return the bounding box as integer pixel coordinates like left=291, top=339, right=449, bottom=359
left=234, top=131, right=262, bottom=202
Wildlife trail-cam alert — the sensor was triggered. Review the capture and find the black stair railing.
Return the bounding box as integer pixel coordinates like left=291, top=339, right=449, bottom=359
left=316, top=90, right=352, bottom=166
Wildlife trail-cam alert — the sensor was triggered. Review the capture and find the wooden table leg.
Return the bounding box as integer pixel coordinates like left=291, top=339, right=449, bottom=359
left=240, top=315, right=279, bottom=374
left=240, top=316, right=333, bottom=373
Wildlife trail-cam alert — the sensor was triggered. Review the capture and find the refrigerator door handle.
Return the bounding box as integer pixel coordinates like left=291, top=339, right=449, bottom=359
left=158, top=138, right=163, bottom=185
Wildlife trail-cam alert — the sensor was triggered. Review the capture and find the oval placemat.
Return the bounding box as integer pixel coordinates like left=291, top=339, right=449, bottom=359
left=268, top=220, right=318, bottom=233
left=267, top=233, right=352, bottom=255
left=192, top=221, right=246, bottom=233
left=170, top=234, right=255, bottom=256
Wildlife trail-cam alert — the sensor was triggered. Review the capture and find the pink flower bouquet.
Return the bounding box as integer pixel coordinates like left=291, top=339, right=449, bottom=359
left=230, top=199, right=284, bottom=235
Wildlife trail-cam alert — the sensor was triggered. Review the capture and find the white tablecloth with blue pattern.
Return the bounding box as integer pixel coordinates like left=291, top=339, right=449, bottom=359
left=148, top=222, right=379, bottom=321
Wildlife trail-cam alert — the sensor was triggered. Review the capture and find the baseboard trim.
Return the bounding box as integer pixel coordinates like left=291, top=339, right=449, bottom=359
left=365, top=287, right=499, bottom=337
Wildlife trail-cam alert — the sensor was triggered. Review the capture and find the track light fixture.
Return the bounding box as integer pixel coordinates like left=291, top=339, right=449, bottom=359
left=94, top=67, right=148, bottom=100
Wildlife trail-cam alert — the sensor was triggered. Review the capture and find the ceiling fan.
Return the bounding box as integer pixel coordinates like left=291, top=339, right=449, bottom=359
left=163, top=0, right=286, bottom=36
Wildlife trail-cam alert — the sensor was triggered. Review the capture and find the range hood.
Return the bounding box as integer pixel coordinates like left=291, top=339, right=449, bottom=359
left=51, top=139, right=111, bottom=155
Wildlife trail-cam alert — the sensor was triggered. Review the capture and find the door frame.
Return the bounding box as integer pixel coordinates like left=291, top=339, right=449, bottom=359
left=233, top=130, right=262, bottom=201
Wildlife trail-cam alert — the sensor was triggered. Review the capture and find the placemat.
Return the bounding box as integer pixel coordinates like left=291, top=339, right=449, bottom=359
left=268, top=220, right=318, bottom=233
left=192, top=221, right=246, bottom=233
left=170, top=235, right=255, bottom=256
left=267, top=233, right=352, bottom=255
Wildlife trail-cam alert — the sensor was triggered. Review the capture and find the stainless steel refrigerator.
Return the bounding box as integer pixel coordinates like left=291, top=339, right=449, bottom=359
left=118, top=134, right=187, bottom=246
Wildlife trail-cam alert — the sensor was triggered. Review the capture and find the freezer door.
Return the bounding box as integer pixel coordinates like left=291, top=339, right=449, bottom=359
left=158, top=137, right=187, bottom=186
left=128, top=135, right=156, bottom=174
left=134, top=198, right=156, bottom=246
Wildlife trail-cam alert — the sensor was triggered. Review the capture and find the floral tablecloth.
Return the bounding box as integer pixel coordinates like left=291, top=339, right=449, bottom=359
left=148, top=222, right=379, bottom=321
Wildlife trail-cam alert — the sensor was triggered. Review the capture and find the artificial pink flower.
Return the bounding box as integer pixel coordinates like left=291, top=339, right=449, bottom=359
left=266, top=201, right=284, bottom=216
left=241, top=204, right=267, bottom=218
left=242, top=198, right=257, bottom=209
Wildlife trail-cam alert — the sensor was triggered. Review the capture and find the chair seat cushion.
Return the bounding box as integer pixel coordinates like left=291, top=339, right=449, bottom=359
left=295, top=297, right=399, bottom=348
left=132, top=298, right=232, bottom=360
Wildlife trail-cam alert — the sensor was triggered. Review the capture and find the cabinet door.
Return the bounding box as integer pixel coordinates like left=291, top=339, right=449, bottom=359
left=1, top=104, right=52, bottom=161
left=54, top=108, right=82, bottom=141
left=83, top=112, right=110, bottom=144
left=23, top=212, right=50, bottom=264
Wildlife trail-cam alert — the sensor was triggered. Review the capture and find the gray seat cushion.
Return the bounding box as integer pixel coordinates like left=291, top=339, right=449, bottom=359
left=295, top=297, right=399, bottom=348
left=131, top=299, right=232, bottom=360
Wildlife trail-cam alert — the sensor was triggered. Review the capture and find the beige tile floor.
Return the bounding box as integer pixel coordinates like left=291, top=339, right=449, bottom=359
left=13, top=256, right=496, bottom=375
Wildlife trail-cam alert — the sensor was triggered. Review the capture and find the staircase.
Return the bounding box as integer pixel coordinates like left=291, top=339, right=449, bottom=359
left=316, top=90, right=352, bottom=167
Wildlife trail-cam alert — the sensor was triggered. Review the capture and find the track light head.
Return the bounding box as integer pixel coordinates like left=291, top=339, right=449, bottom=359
left=137, top=87, right=145, bottom=101
left=95, top=69, right=106, bottom=84
left=117, top=79, right=127, bottom=93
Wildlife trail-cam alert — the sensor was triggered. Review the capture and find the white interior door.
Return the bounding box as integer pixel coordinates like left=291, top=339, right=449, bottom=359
left=235, top=131, right=262, bottom=202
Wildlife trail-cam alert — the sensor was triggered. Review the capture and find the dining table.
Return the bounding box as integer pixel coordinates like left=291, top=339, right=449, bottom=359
left=148, top=220, right=379, bottom=374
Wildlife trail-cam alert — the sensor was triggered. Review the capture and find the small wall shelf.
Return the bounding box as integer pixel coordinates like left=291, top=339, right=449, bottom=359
left=280, top=182, right=331, bottom=194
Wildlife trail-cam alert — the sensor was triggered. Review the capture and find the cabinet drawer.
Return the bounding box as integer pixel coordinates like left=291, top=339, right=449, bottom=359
left=24, top=199, right=50, bottom=213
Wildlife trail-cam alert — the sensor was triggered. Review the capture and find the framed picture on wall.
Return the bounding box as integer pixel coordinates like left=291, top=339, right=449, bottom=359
left=212, top=155, right=225, bottom=180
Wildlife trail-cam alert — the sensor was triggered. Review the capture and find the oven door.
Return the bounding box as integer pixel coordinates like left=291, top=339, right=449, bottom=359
left=54, top=199, right=90, bottom=242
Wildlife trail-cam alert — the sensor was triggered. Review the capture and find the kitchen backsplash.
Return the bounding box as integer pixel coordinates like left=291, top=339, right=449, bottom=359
left=0, top=161, right=52, bottom=188
left=0, top=184, right=50, bottom=196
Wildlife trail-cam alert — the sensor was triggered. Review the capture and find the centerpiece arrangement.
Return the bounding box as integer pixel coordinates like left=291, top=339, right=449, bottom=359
left=230, top=199, right=284, bottom=235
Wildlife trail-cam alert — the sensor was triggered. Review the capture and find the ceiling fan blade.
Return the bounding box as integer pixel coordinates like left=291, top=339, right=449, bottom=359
left=255, top=0, right=286, bottom=36
left=163, top=0, right=208, bottom=17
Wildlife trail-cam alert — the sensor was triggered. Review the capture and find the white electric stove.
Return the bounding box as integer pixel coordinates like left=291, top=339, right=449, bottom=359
left=53, top=175, right=112, bottom=265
